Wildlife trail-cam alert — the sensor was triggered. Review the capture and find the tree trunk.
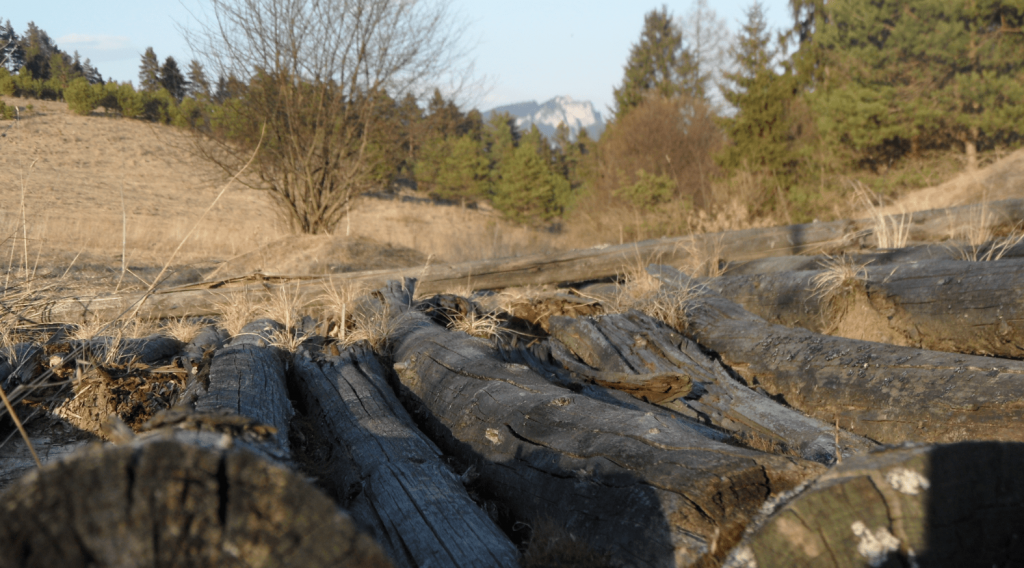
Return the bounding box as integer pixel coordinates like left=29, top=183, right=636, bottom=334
left=727, top=442, right=1024, bottom=567
left=289, top=344, right=520, bottom=568
left=706, top=257, right=1024, bottom=359
left=544, top=312, right=878, bottom=463
left=652, top=265, right=1024, bottom=445
left=39, top=199, right=1024, bottom=324
left=362, top=279, right=824, bottom=567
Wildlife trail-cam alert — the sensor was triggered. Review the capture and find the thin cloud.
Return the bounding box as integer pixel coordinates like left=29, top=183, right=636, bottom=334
left=56, top=34, right=138, bottom=62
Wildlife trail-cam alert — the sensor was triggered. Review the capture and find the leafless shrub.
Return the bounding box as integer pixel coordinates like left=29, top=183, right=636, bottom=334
left=185, top=0, right=474, bottom=234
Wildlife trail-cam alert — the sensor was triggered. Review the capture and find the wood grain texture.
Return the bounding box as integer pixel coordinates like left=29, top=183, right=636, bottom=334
left=653, top=265, right=1024, bottom=445
left=726, top=442, right=1024, bottom=568
left=708, top=257, right=1024, bottom=359
left=546, top=312, right=877, bottom=463
left=365, top=279, right=824, bottom=567
left=290, top=344, right=519, bottom=568
left=0, top=434, right=392, bottom=568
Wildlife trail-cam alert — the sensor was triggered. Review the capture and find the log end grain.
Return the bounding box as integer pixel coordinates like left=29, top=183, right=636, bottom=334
left=0, top=439, right=392, bottom=568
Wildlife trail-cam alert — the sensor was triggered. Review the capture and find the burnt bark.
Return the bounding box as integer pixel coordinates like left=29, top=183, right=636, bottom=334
left=290, top=344, right=519, bottom=568
left=727, top=442, right=1024, bottom=567
left=545, top=312, right=877, bottom=463
left=652, top=265, right=1024, bottom=445
left=363, top=279, right=824, bottom=567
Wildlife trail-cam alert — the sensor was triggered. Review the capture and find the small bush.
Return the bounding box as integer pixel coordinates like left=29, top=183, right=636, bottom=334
left=116, top=83, right=144, bottom=118
left=0, top=100, right=14, bottom=120
left=65, top=77, right=99, bottom=115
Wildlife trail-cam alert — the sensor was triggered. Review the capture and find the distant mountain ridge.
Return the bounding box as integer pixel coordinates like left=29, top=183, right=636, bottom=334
left=485, top=96, right=604, bottom=141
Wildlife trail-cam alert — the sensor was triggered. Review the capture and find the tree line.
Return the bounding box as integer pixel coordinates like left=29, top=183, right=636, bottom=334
left=3, top=0, right=1024, bottom=237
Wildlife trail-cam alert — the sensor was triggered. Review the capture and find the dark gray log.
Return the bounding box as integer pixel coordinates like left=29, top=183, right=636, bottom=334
left=546, top=312, right=877, bottom=464
left=0, top=432, right=392, bottom=568
left=652, top=265, right=1024, bottom=445
left=707, top=257, right=1024, bottom=359
left=41, top=199, right=1024, bottom=324
left=290, top=344, right=519, bottom=568
left=720, top=238, right=1024, bottom=276
left=365, top=279, right=824, bottom=567
left=0, top=414, right=93, bottom=493
left=194, top=319, right=293, bottom=461
left=725, top=442, right=1024, bottom=568
left=0, top=343, right=43, bottom=392
left=176, top=325, right=230, bottom=408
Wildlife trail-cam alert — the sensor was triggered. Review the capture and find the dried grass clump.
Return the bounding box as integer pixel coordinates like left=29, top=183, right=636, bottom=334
left=810, top=255, right=870, bottom=330
left=611, top=264, right=698, bottom=331
left=214, top=288, right=261, bottom=336
left=161, top=317, right=207, bottom=344
left=853, top=182, right=910, bottom=249
left=342, top=301, right=418, bottom=354
left=949, top=201, right=1024, bottom=262
left=676, top=235, right=725, bottom=279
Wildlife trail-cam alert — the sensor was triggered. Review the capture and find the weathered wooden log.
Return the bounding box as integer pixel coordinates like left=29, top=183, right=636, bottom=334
left=0, top=414, right=93, bottom=493
left=707, top=257, right=1024, bottom=359
left=176, top=325, right=230, bottom=408
left=545, top=312, right=877, bottom=463
left=721, top=238, right=1024, bottom=276
left=39, top=199, right=1024, bottom=324
left=652, top=265, right=1024, bottom=445
left=364, top=279, right=824, bottom=567
left=290, top=344, right=519, bottom=568
left=0, top=431, right=392, bottom=568
left=725, top=442, right=1024, bottom=567
left=192, top=319, right=293, bottom=461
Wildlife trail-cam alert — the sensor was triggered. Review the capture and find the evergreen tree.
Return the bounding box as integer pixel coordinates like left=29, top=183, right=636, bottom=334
left=717, top=2, right=796, bottom=179
left=160, top=56, right=187, bottom=101
left=47, top=51, right=75, bottom=89
left=22, top=22, right=58, bottom=79
left=138, top=47, right=161, bottom=91
left=491, top=141, right=571, bottom=224
left=0, top=20, right=24, bottom=71
left=811, top=0, right=1024, bottom=170
left=484, top=112, right=519, bottom=183
left=415, top=134, right=490, bottom=204
left=612, top=6, right=698, bottom=120
left=186, top=59, right=210, bottom=98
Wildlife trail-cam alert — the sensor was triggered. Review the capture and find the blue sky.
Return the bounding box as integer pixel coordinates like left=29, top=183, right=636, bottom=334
left=2, top=1, right=792, bottom=115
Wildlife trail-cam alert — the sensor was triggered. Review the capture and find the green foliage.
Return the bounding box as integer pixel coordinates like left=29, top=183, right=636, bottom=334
left=0, top=68, right=14, bottom=96
left=141, top=89, right=179, bottom=124
left=64, top=76, right=98, bottom=115
left=415, top=134, right=490, bottom=203
left=160, top=56, right=186, bottom=101
left=115, top=82, right=144, bottom=118
left=717, top=2, right=796, bottom=181
left=491, top=140, right=571, bottom=224
left=613, top=169, right=676, bottom=211
left=613, top=6, right=698, bottom=121
left=138, top=47, right=160, bottom=92
left=0, top=99, right=14, bottom=120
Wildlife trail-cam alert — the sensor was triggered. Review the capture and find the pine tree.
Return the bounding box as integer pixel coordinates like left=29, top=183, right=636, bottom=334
left=138, top=47, right=160, bottom=91
left=0, top=20, right=23, bottom=72
left=22, top=22, right=58, bottom=79
left=186, top=59, right=210, bottom=98
left=811, top=0, right=1024, bottom=170
left=491, top=141, right=571, bottom=224
left=415, top=134, right=490, bottom=204
left=484, top=112, right=519, bottom=184
left=612, top=6, right=698, bottom=121
left=717, top=2, right=795, bottom=179
left=160, top=56, right=187, bottom=101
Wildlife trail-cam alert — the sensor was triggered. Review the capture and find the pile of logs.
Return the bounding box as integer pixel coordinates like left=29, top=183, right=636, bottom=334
left=4, top=200, right=1024, bottom=567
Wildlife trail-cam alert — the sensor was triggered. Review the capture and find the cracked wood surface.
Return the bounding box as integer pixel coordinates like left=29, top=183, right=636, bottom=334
left=545, top=312, right=877, bottom=464
left=367, top=279, right=825, bottom=567
left=726, top=442, right=1024, bottom=567
left=653, top=266, right=1024, bottom=445
left=194, top=319, right=294, bottom=461
left=290, top=344, right=519, bottom=568
left=0, top=435, right=391, bottom=568
left=706, top=257, right=1024, bottom=359
left=38, top=200, right=1024, bottom=324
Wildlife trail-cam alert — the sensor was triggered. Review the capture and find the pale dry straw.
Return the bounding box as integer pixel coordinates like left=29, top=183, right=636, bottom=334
left=853, top=182, right=910, bottom=249
left=810, top=255, right=870, bottom=331
left=949, top=201, right=1024, bottom=262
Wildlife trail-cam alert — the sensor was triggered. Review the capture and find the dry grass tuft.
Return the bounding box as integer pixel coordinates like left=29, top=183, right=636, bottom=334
left=949, top=201, right=1024, bottom=261
left=440, top=306, right=503, bottom=339
left=320, top=278, right=367, bottom=344
left=810, top=254, right=870, bottom=331
left=161, top=317, right=207, bottom=344
left=342, top=301, right=418, bottom=354
left=853, top=181, right=910, bottom=249
left=214, top=287, right=261, bottom=336
left=676, top=235, right=725, bottom=279
left=610, top=263, right=698, bottom=331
